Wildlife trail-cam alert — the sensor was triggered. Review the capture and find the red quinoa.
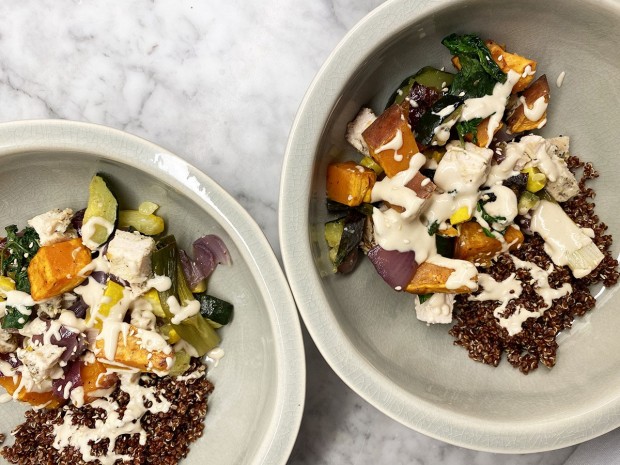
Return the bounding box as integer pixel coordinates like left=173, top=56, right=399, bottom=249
left=450, top=156, right=619, bottom=374
left=1, top=360, right=213, bottom=464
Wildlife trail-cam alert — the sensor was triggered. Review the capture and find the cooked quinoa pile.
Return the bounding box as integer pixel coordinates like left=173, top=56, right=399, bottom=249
left=450, top=156, right=619, bottom=374
left=1, top=362, right=213, bottom=465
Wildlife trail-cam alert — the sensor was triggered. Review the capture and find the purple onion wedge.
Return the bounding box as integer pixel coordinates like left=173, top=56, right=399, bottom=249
left=367, top=246, right=418, bottom=291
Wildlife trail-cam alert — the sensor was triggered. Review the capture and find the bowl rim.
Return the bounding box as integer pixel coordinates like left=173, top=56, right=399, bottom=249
left=0, top=118, right=306, bottom=465
left=279, top=0, right=620, bottom=453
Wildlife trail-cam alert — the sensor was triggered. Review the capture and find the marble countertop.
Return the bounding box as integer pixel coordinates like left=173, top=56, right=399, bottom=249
left=0, top=0, right=597, bottom=463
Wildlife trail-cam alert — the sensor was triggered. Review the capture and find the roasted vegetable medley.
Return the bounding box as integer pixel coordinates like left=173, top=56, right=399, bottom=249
left=0, top=174, right=233, bottom=458
left=325, top=33, right=617, bottom=369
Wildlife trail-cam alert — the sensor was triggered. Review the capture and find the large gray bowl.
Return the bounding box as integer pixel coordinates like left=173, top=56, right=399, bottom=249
left=280, top=0, right=620, bottom=453
left=0, top=120, right=305, bottom=465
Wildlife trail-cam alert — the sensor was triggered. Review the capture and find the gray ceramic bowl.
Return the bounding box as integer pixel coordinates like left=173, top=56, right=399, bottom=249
left=0, top=120, right=305, bottom=465
left=280, top=0, right=620, bottom=453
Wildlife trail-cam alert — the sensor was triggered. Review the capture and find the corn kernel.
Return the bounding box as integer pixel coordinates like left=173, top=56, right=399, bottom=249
left=167, top=328, right=181, bottom=344
left=450, top=206, right=471, bottom=225
left=527, top=173, right=547, bottom=192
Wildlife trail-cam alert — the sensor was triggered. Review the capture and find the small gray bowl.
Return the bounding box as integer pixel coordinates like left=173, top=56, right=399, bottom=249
left=0, top=120, right=305, bottom=465
left=280, top=0, right=620, bottom=453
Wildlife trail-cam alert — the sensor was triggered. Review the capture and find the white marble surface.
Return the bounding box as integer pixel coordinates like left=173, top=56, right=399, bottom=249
left=0, top=0, right=596, bottom=463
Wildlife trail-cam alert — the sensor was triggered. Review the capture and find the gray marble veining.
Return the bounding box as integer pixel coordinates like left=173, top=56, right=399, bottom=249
left=0, top=0, right=596, bottom=463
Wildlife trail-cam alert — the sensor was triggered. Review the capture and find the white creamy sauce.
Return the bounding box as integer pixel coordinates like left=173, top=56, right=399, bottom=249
left=459, top=70, right=521, bottom=144
left=167, top=296, right=201, bottom=325
left=556, top=71, right=566, bottom=88
left=469, top=272, right=522, bottom=316
left=481, top=185, right=518, bottom=229
left=520, top=95, right=548, bottom=121
left=0, top=290, right=36, bottom=317
left=81, top=216, right=115, bottom=251
left=203, top=346, right=225, bottom=370
left=374, top=128, right=404, bottom=161
left=415, top=293, right=455, bottom=324
left=371, top=153, right=427, bottom=219
left=79, top=254, right=111, bottom=276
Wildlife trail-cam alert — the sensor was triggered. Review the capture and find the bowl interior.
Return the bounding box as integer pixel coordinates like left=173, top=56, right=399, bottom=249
left=0, top=123, right=303, bottom=465
left=284, top=0, right=620, bottom=452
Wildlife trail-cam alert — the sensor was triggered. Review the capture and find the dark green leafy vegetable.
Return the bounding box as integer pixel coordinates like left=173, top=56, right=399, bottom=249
left=416, top=34, right=507, bottom=145
left=1, top=306, right=29, bottom=329
left=1, top=225, right=40, bottom=293
left=456, top=117, right=484, bottom=144
left=442, top=33, right=506, bottom=85
left=427, top=221, right=439, bottom=236
left=195, top=293, right=234, bottom=326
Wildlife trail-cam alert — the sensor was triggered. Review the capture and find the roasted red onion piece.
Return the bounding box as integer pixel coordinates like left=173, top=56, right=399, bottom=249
left=68, top=296, right=88, bottom=319
left=179, top=249, right=206, bottom=291
left=31, top=324, right=88, bottom=363
left=367, top=246, right=418, bottom=290
left=71, top=208, right=86, bottom=236
left=0, top=352, right=21, bottom=375
left=194, top=235, right=231, bottom=268
left=179, top=234, right=231, bottom=287
left=52, top=359, right=83, bottom=400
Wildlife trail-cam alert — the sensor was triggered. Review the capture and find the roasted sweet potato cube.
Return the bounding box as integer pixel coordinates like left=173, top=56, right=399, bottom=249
left=326, top=161, right=376, bottom=206
left=485, top=40, right=537, bottom=93
left=95, top=323, right=173, bottom=374
left=507, top=75, right=550, bottom=134
left=81, top=359, right=118, bottom=402
left=454, top=221, right=524, bottom=266
left=0, top=375, right=63, bottom=408
left=405, top=262, right=474, bottom=294
left=362, top=104, right=419, bottom=177
left=27, top=238, right=92, bottom=301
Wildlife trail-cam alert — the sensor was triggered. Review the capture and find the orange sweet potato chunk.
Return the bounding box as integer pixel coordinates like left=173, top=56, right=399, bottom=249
left=0, top=375, right=63, bottom=408
left=507, top=75, right=550, bottom=134
left=81, top=359, right=118, bottom=402
left=405, top=262, right=474, bottom=294
left=454, top=221, right=523, bottom=266
left=362, top=104, right=419, bottom=177
left=27, top=238, right=92, bottom=301
left=326, top=161, right=376, bottom=206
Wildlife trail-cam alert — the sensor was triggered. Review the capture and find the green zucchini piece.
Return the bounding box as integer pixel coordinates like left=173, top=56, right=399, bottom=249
left=118, top=210, right=165, bottom=235
left=325, top=210, right=365, bottom=268
left=386, top=66, right=455, bottom=108
left=82, top=175, right=118, bottom=248
left=151, top=235, right=220, bottom=356
left=326, top=199, right=374, bottom=217
left=168, top=350, right=191, bottom=377
left=195, top=293, right=234, bottom=326
left=517, top=190, right=540, bottom=215
left=325, top=219, right=344, bottom=248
